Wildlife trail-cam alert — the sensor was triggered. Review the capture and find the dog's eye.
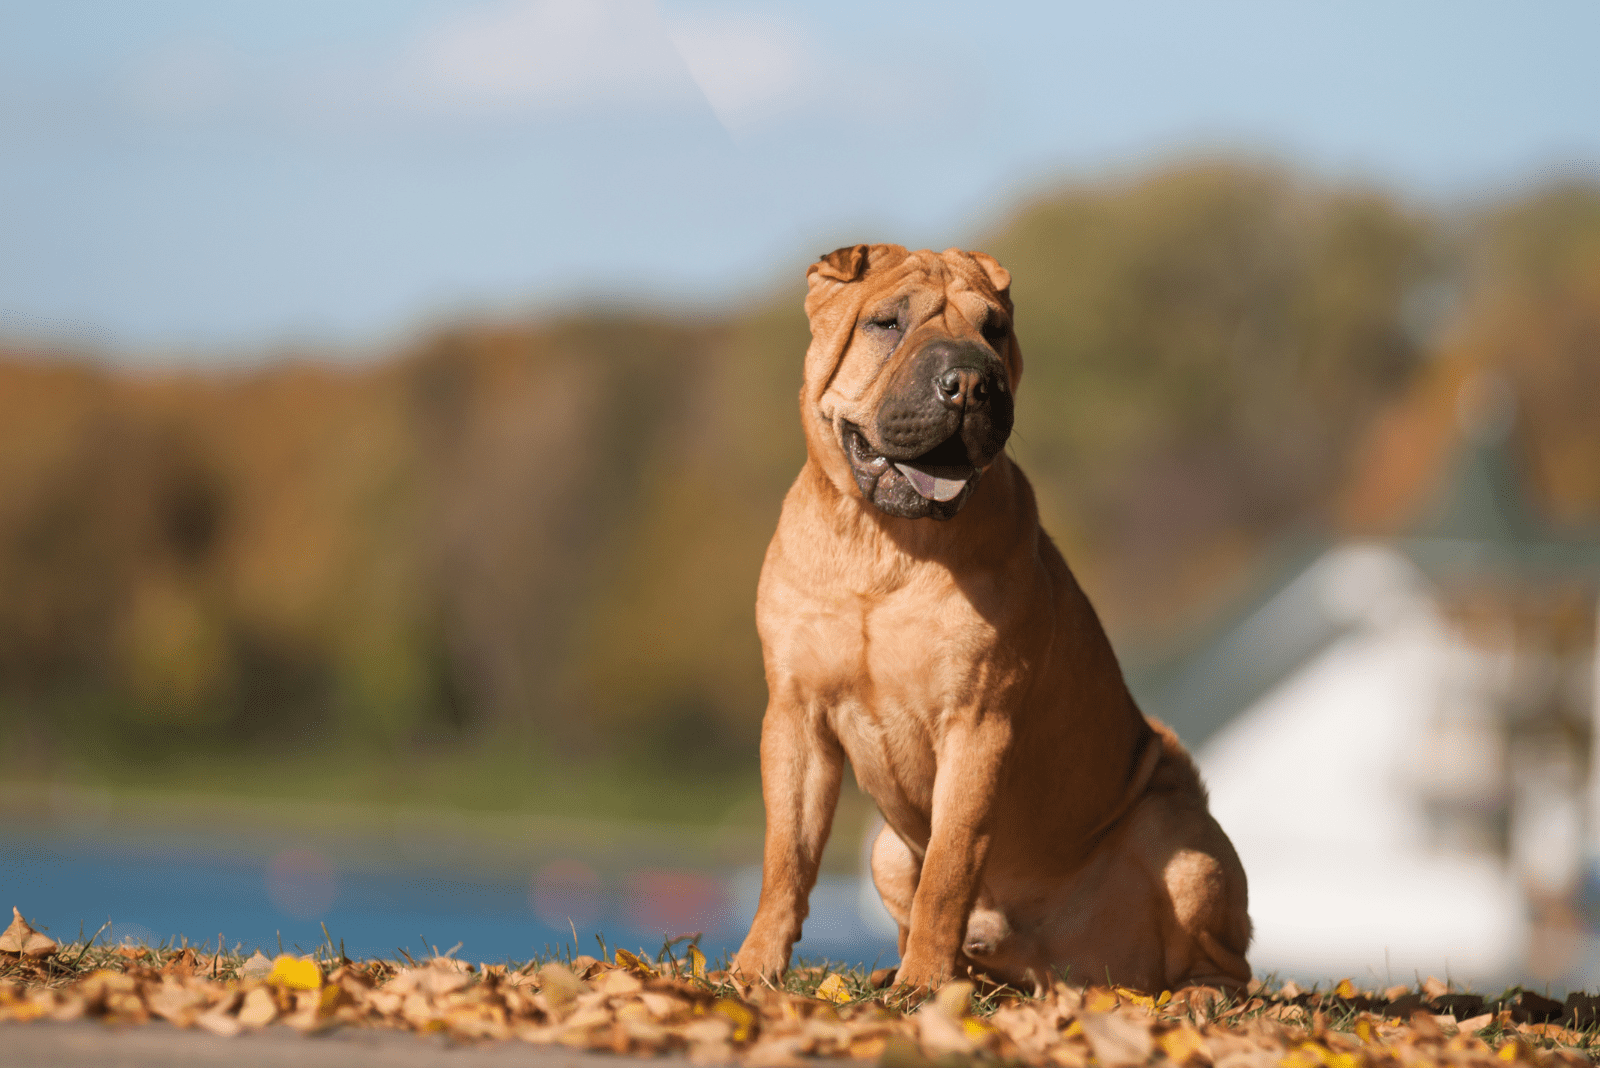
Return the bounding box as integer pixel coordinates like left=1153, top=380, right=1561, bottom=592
left=867, top=318, right=900, bottom=334
left=981, top=319, right=1010, bottom=345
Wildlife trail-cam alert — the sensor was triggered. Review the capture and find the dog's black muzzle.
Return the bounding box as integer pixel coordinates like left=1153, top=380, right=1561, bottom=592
left=844, top=338, right=1014, bottom=520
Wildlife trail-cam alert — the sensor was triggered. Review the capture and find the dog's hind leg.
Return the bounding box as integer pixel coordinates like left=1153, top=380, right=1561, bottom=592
left=869, top=822, right=918, bottom=955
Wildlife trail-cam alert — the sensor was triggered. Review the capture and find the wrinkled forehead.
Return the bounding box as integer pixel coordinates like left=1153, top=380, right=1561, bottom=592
left=854, top=251, right=1003, bottom=325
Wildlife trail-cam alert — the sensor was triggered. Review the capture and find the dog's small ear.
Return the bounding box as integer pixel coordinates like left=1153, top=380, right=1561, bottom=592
left=967, top=251, right=1012, bottom=302
left=809, top=244, right=870, bottom=284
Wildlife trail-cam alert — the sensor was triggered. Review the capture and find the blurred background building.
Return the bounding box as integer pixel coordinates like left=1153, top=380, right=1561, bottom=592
left=3, top=0, right=1599, bottom=988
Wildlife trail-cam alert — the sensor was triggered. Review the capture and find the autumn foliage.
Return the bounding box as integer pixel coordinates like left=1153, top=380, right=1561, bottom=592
left=3, top=905, right=1598, bottom=1066
left=1, top=162, right=1597, bottom=801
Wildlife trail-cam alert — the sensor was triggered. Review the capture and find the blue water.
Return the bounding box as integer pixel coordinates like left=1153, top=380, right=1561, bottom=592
left=1, top=834, right=898, bottom=970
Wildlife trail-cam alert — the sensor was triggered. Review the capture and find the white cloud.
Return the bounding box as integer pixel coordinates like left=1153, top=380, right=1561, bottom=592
left=400, top=0, right=703, bottom=115
left=663, top=12, right=811, bottom=134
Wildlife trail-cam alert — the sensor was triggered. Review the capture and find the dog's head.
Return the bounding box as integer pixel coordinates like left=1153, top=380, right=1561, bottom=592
left=800, top=243, right=1021, bottom=520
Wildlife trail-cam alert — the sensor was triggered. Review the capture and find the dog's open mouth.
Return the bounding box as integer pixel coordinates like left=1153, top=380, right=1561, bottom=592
left=845, top=424, right=976, bottom=503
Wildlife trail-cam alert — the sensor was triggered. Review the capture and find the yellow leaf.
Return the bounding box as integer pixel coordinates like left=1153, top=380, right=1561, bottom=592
left=1497, top=1040, right=1528, bottom=1062
left=934, top=981, right=974, bottom=1019
left=814, top=973, right=851, bottom=1005
left=1114, top=985, right=1156, bottom=1011
left=266, top=954, right=323, bottom=990
left=687, top=943, right=707, bottom=980
left=1157, top=1023, right=1208, bottom=1065
left=1333, top=978, right=1357, bottom=999
left=614, top=948, right=654, bottom=976
left=1278, top=1047, right=1319, bottom=1068
left=712, top=997, right=756, bottom=1043
left=1084, top=987, right=1120, bottom=1013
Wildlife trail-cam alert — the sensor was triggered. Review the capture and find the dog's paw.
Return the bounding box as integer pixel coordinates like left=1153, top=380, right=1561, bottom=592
left=730, top=944, right=789, bottom=986
left=890, top=954, right=955, bottom=995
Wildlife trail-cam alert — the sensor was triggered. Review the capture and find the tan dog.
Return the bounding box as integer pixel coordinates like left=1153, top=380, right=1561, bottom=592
left=732, top=244, right=1251, bottom=993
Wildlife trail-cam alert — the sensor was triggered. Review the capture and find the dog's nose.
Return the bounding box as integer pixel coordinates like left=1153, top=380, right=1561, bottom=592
left=935, top=367, right=988, bottom=410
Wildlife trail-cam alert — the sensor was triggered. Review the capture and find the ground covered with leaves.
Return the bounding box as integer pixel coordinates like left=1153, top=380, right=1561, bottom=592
left=3, top=907, right=1598, bottom=1066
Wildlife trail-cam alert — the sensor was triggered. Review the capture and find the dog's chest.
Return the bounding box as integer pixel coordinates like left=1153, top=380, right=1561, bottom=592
left=761, top=572, right=999, bottom=820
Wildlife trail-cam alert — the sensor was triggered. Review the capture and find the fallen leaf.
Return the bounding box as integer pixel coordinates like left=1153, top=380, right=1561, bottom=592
left=1079, top=1012, right=1153, bottom=1066
left=0, top=907, right=58, bottom=959
left=814, top=974, right=851, bottom=1005
left=538, top=962, right=588, bottom=1017
left=712, top=997, right=757, bottom=1043
left=266, top=955, right=323, bottom=990
left=614, top=948, right=654, bottom=976
left=146, top=983, right=206, bottom=1026
left=1333, top=978, right=1357, bottom=999
left=687, top=943, right=707, bottom=980
left=238, top=950, right=274, bottom=979
left=596, top=968, right=643, bottom=996
left=237, top=987, right=278, bottom=1027
left=194, top=1007, right=243, bottom=1038
left=1083, top=986, right=1121, bottom=1013
left=1156, top=1022, right=1211, bottom=1066
left=935, top=980, right=973, bottom=1018
left=1114, top=986, right=1156, bottom=1011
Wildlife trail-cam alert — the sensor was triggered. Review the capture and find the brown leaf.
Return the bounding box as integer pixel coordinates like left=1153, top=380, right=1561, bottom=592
left=1079, top=1012, right=1154, bottom=1066
left=238, top=950, right=274, bottom=979
left=146, top=982, right=206, bottom=1027
left=595, top=968, right=643, bottom=996
left=194, top=1006, right=243, bottom=1038
left=0, top=907, right=58, bottom=958
left=161, top=946, right=199, bottom=977
left=744, top=1034, right=807, bottom=1067
left=237, top=987, right=278, bottom=1028
left=537, top=961, right=589, bottom=1020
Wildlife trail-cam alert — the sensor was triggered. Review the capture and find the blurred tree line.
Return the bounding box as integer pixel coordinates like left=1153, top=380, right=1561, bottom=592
left=2, top=162, right=1597, bottom=813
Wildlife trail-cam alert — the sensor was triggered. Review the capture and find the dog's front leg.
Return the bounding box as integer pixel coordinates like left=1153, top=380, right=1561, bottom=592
left=894, top=715, right=1009, bottom=991
left=732, top=697, right=844, bottom=983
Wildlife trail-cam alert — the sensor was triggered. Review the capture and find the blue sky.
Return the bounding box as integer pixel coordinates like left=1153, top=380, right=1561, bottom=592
left=3, top=0, right=1598, bottom=358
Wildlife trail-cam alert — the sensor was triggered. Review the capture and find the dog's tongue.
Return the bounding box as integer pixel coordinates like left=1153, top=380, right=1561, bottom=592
left=894, top=463, right=969, bottom=502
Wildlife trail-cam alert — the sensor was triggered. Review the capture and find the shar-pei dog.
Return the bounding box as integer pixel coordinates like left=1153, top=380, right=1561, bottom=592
left=732, top=243, right=1251, bottom=994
